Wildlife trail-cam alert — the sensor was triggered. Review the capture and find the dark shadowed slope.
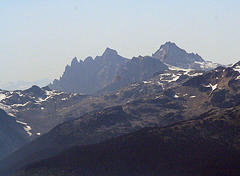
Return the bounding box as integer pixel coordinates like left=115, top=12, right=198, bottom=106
left=16, top=106, right=240, bottom=176
left=100, top=56, right=168, bottom=93
left=0, top=109, right=30, bottom=160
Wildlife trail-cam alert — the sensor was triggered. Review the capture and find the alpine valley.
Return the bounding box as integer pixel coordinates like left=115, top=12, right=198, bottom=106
left=1, top=42, right=239, bottom=176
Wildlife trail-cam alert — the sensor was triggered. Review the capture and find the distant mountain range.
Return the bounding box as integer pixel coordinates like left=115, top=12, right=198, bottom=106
left=1, top=42, right=237, bottom=176
left=0, top=79, right=51, bottom=91
left=49, top=42, right=220, bottom=94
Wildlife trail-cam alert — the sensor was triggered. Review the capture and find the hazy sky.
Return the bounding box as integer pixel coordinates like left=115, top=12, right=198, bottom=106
left=1, top=0, right=240, bottom=84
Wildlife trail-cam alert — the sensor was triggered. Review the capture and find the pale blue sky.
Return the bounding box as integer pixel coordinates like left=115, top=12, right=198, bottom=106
left=1, top=0, right=240, bottom=84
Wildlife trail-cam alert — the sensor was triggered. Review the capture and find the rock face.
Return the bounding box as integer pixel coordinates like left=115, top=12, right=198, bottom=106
left=101, top=56, right=169, bottom=93
left=0, top=109, right=30, bottom=160
left=49, top=48, right=129, bottom=94
left=153, top=42, right=219, bottom=70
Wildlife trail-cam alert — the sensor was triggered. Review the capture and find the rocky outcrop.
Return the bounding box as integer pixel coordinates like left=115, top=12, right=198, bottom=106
left=153, top=41, right=219, bottom=70
left=49, top=48, right=129, bottom=94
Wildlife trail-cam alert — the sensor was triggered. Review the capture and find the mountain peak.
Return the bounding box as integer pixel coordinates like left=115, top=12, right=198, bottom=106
left=84, top=56, right=94, bottom=63
left=23, top=85, right=45, bottom=97
left=232, top=61, right=240, bottom=68
left=71, top=57, right=79, bottom=66
left=162, top=41, right=177, bottom=48
left=102, top=48, right=118, bottom=57
left=153, top=41, right=205, bottom=69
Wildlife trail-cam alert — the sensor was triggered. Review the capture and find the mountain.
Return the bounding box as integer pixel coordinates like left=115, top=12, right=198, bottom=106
left=100, top=56, right=168, bottom=93
left=49, top=48, right=129, bottom=94
left=153, top=41, right=219, bottom=70
left=0, top=85, right=88, bottom=138
left=0, top=109, right=30, bottom=160
left=2, top=61, right=240, bottom=175
left=49, top=43, right=220, bottom=95
left=0, top=79, right=51, bottom=91
left=15, top=106, right=240, bottom=176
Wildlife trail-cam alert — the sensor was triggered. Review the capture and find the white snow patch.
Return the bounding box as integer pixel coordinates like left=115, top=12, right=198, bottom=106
left=210, top=84, right=218, bottom=91
left=143, top=81, right=152, bottom=84
left=204, top=84, right=218, bottom=92
left=41, top=107, right=45, bottom=110
left=174, top=94, right=179, bottom=98
left=11, top=102, right=29, bottom=107
left=0, top=94, right=6, bottom=101
left=16, top=120, right=32, bottom=136
left=233, top=65, right=240, bottom=73
left=167, top=74, right=180, bottom=83
left=167, top=64, right=192, bottom=72
left=188, top=72, right=203, bottom=77
left=236, top=75, right=240, bottom=80
left=61, top=97, right=68, bottom=101
left=194, top=61, right=219, bottom=70
left=0, top=103, right=17, bottom=116
left=16, top=120, right=27, bottom=125
left=36, top=133, right=41, bottom=136
left=36, top=90, right=64, bottom=103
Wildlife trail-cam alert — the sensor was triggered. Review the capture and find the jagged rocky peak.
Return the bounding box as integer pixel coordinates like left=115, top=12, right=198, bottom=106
left=102, top=47, right=118, bottom=57
left=152, top=41, right=206, bottom=69
left=84, top=56, right=94, bottom=63
left=71, top=57, right=79, bottom=66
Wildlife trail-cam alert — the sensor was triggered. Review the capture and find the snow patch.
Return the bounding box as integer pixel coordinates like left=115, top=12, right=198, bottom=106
left=233, top=65, right=240, bottom=74
left=0, top=94, right=6, bottom=101
left=188, top=72, right=203, bottom=77
left=236, top=75, right=240, bottom=80
left=61, top=97, right=68, bottom=101
left=0, top=103, right=17, bottom=116
left=11, top=102, right=30, bottom=107
left=143, top=81, right=152, bottom=84
left=16, top=120, right=32, bottom=136
left=203, top=84, right=218, bottom=92
left=174, top=94, right=179, bottom=98
left=194, top=61, right=219, bottom=70
left=167, top=74, right=180, bottom=83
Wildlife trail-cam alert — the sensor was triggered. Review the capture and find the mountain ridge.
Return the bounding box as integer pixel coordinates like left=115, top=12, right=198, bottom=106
left=50, top=42, right=220, bottom=94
